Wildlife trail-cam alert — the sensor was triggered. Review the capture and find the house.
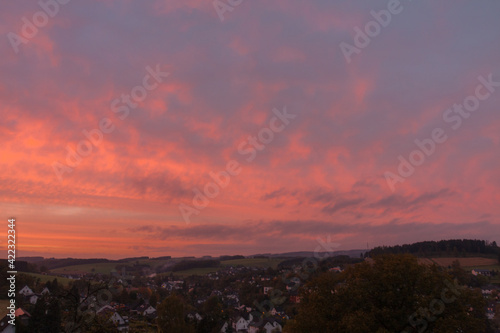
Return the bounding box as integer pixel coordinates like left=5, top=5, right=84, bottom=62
left=472, top=269, right=491, bottom=276
left=289, top=291, right=301, bottom=304
left=0, top=308, right=31, bottom=332
left=270, top=307, right=285, bottom=316
left=263, top=319, right=282, bottom=333
left=29, top=294, right=39, bottom=305
left=133, top=304, right=148, bottom=315
left=234, top=313, right=253, bottom=331
left=142, top=305, right=156, bottom=316
left=248, top=324, right=261, bottom=333
left=219, top=321, right=229, bottom=332
left=169, top=281, right=184, bottom=290
left=18, top=285, right=34, bottom=296
left=486, top=302, right=496, bottom=320
left=41, top=287, right=51, bottom=295
left=263, top=287, right=273, bottom=294
left=226, top=293, right=239, bottom=300
left=97, top=305, right=115, bottom=315
left=0, top=316, right=14, bottom=333
left=486, top=310, right=495, bottom=320
left=187, top=312, right=203, bottom=321
left=481, top=287, right=493, bottom=296
left=286, top=281, right=299, bottom=291
left=329, top=266, right=343, bottom=273
left=211, top=289, right=223, bottom=296
left=225, top=297, right=240, bottom=308
left=109, top=312, right=129, bottom=332
left=197, top=298, right=208, bottom=305
left=58, top=271, right=86, bottom=279
left=161, top=280, right=184, bottom=290
left=15, top=308, right=31, bottom=327
left=235, top=316, right=249, bottom=331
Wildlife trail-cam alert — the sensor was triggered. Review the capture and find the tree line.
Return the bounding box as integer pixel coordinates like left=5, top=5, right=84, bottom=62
left=369, top=239, right=500, bottom=258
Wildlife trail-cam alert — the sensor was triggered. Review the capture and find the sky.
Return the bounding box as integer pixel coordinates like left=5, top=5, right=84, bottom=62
left=1, top=0, right=500, bottom=259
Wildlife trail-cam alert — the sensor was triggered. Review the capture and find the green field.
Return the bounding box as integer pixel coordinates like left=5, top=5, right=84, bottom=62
left=0, top=299, right=10, bottom=318
left=463, top=264, right=500, bottom=270
left=50, top=259, right=173, bottom=275
left=169, top=267, right=220, bottom=277
left=50, top=258, right=283, bottom=276
left=22, top=272, right=73, bottom=286
left=46, top=258, right=283, bottom=278
left=51, top=262, right=124, bottom=274
left=463, top=264, right=500, bottom=283
left=136, top=258, right=172, bottom=268
left=156, top=258, right=284, bottom=277
left=220, top=258, right=283, bottom=269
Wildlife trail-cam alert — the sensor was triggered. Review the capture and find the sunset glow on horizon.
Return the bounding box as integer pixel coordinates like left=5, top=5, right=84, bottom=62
left=1, top=0, right=500, bottom=259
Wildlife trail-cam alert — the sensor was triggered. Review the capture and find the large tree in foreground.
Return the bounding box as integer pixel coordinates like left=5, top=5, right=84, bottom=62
left=286, top=254, right=488, bottom=333
left=157, top=294, right=195, bottom=333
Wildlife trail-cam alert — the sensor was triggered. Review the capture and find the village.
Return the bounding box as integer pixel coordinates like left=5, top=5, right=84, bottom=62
left=1, top=249, right=500, bottom=332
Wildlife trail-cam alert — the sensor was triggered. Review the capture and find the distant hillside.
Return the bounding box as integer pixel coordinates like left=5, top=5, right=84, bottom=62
left=34, top=258, right=111, bottom=270
left=170, top=259, right=220, bottom=272
left=369, top=239, right=500, bottom=258
left=116, top=256, right=149, bottom=262
left=21, top=250, right=366, bottom=273
left=251, top=249, right=366, bottom=258
left=17, top=256, right=45, bottom=263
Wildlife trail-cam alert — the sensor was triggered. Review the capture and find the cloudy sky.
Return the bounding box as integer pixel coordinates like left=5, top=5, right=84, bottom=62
left=1, top=0, right=499, bottom=259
